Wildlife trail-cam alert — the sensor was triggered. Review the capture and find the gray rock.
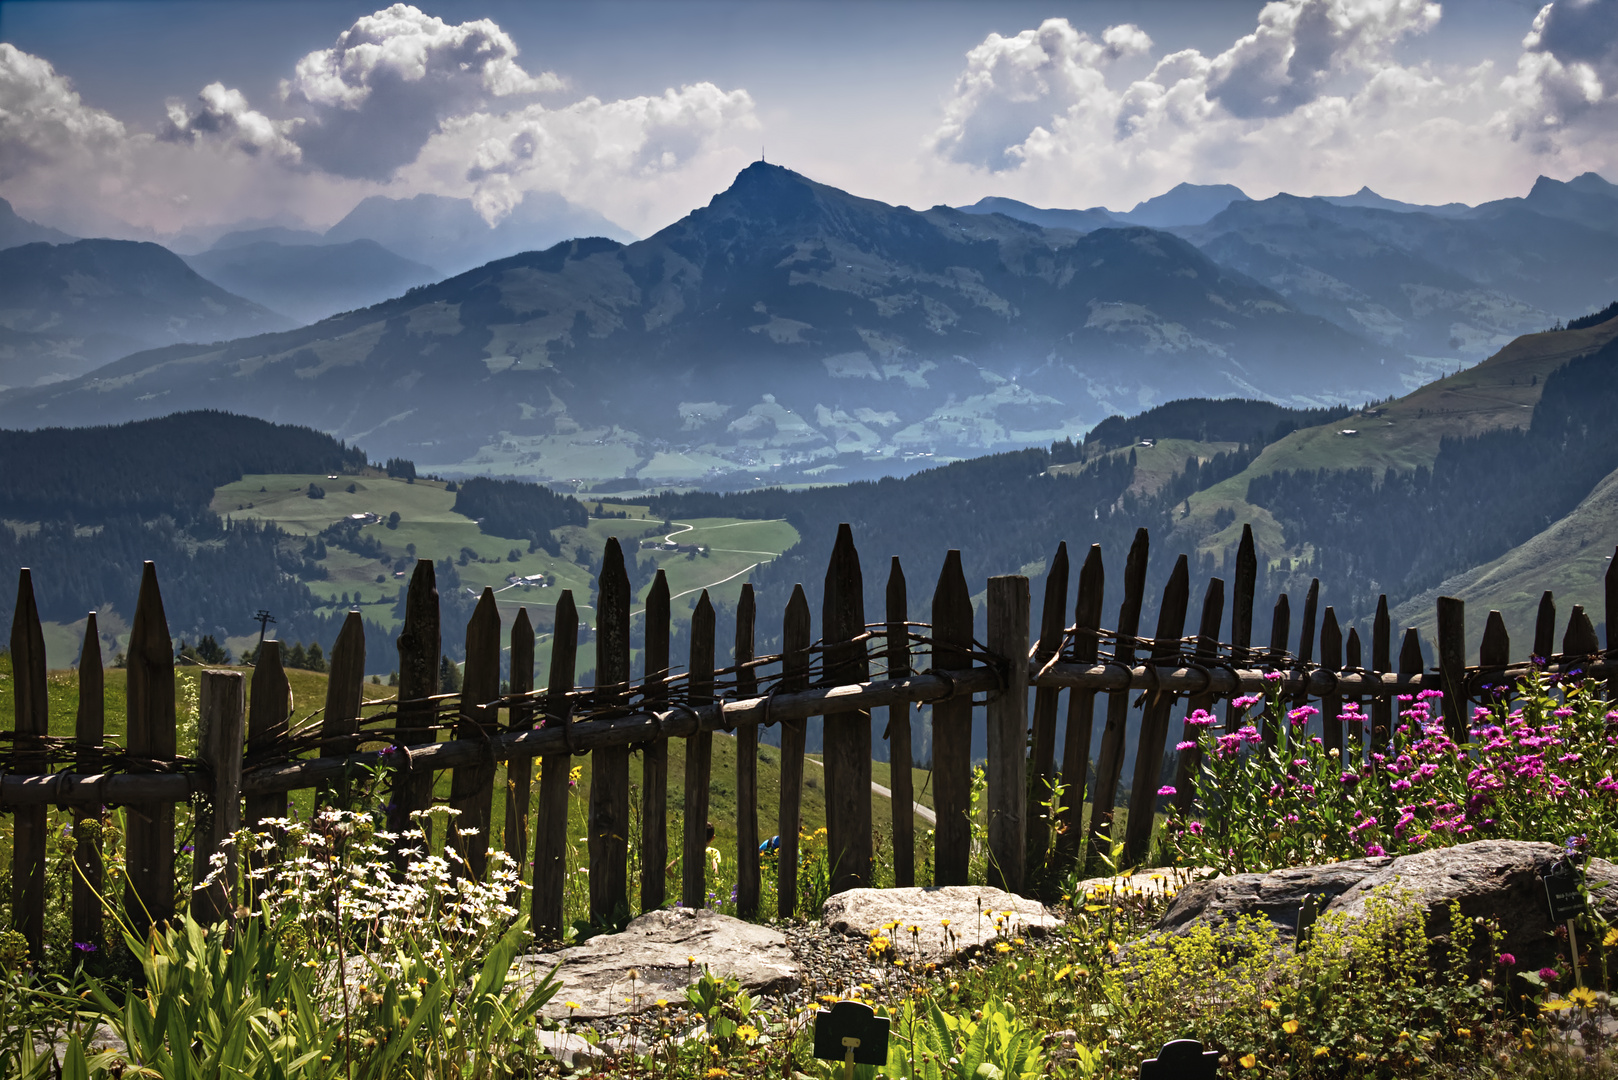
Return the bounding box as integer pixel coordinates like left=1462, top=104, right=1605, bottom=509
left=821, top=886, right=1058, bottom=966
left=1156, top=840, right=1618, bottom=973
left=516, top=907, right=801, bottom=1020
left=534, top=1030, right=610, bottom=1068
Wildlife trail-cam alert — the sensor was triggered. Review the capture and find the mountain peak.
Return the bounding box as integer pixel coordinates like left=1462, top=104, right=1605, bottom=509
left=1117, top=182, right=1251, bottom=227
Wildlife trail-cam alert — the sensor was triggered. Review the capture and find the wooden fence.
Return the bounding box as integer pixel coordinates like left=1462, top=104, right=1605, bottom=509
left=3, top=523, right=1616, bottom=961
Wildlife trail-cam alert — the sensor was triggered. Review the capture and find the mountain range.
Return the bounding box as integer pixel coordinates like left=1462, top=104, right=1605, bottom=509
left=0, top=162, right=1391, bottom=485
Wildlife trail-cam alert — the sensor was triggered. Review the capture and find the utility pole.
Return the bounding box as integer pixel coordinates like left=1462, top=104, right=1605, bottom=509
left=253, top=610, right=275, bottom=662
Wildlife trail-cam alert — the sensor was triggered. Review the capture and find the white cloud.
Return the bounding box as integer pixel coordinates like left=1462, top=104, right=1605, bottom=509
left=0, top=43, right=127, bottom=184
left=161, top=82, right=302, bottom=162
left=1500, top=0, right=1618, bottom=154
left=926, top=1, right=1618, bottom=209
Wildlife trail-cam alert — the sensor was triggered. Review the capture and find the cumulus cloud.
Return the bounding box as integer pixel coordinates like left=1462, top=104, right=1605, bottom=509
left=933, top=18, right=1150, bottom=169
left=1501, top=0, right=1618, bottom=152
left=926, top=0, right=1618, bottom=209
left=161, top=82, right=302, bottom=162
left=278, top=4, right=564, bottom=179
left=0, top=43, right=127, bottom=184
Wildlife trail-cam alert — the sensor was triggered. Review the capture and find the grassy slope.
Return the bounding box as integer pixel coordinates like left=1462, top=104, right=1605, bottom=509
left=1181, top=317, right=1618, bottom=563
left=204, top=472, right=797, bottom=665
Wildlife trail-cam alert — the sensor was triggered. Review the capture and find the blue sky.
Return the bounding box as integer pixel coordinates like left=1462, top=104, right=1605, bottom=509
left=1, top=0, right=1612, bottom=239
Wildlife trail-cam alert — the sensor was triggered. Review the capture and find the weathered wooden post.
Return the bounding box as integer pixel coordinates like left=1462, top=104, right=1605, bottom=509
left=1564, top=605, right=1600, bottom=658
left=1480, top=611, right=1510, bottom=713
left=777, top=586, right=810, bottom=917
left=1026, top=543, right=1069, bottom=884
left=822, top=524, right=871, bottom=893
left=245, top=641, right=290, bottom=832
left=682, top=592, right=716, bottom=908
left=1291, top=579, right=1320, bottom=726
left=641, top=571, right=671, bottom=913
left=1607, top=549, right=1618, bottom=705
left=1124, top=555, right=1190, bottom=868
left=1087, top=528, right=1148, bottom=871
left=1535, top=591, right=1557, bottom=661
left=389, top=560, right=440, bottom=843
left=73, top=614, right=105, bottom=950
left=1398, top=628, right=1425, bottom=733
left=589, top=539, right=633, bottom=923
left=450, top=588, right=501, bottom=878
left=1173, top=576, right=1224, bottom=815
left=314, top=611, right=366, bottom=813
left=1321, top=608, right=1343, bottom=752
left=734, top=584, right=761, bottom=917
left=1262, top=595, right=1291, bottom=748
left=885, top=558, right=915, bottom=888
left=1226, top=527, right=1258, bottom=728
left=985, top=575, right=1030, bottom=894
left=1436, top=596, right=1467, bottom=741
left=1345, top=627, right=1364, bottom=761
left=126, top=562, right=177, bottom=938
left=1371, top=596, right=1392, bottom=748
left=503, top=608, right=535, bottom=891
left=931, top=551, right=973, bottom=885
left=10, top=570, right=48, bottom=959
left=194, top=670, right=245, bottom=923
left=533, top=591, right=577, bottom=939
left=1054, top=545, right=1103, bottom=872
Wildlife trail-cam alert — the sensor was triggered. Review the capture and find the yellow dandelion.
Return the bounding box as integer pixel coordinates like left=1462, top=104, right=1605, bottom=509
left=1605, top=928, right=1618, bottom=948
left=1239, top=1053, right=1257, bottom=1069
left=1282, top=1019, right=1300, bottom=1035
left=994, top=942, right=1012, bottom=953
left=1261, top=999, right=1278, bottom=1010
left=1543, top=998, right=1574, bottom=1013
left=1456, top=1028, right=1472, bottom=1038
left=940, top=918, right=951, bottom=927
left=736, top=1024, right=759, bottom=1043
left=1313, top=1046, right=1328, bottom=1058
left=564, top=1001, right=581, bottom=1011
left=655, top=999, right=669, bottom=1008
left=707, top=1069, right=729, bottom=1079
left=1571, top=987, right=1599, bottom=1008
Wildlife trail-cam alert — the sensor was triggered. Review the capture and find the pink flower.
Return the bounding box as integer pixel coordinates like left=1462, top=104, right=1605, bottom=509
left=1232, top=694, right=1263, bottom=710
left=1364, top=843, right=1387, bottom=857
left=1539, top=967, right=1560, bottom=982
left=1264, top=671, right=1284, bottom=683
left=1158, top=785, right=1177, bottom=796
left=1176, top=740, right=1197, bottom=752
left=1185, top=709, right=1217, bottom=727
left=1498, top=953, right=1516, bottom=966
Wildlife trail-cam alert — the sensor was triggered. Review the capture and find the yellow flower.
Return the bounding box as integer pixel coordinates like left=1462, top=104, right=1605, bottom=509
left=707, top=1070, right=730, bottom=1079
left=564, top=1001, right=581, bottom=1011
left=1456, top=1028, right=1472, bottom=1038
left=1605, top=928, right=1618, bottom=948
left=1542, top=998, right=1574, bottom=1012
left=1107, top=940, right=1119, bottom=954
left=940, top=918, right=951, bottom=927
left=1239, top=1053, right=1257, bottom=1069
left=655, top=999, right=669, bottom=1008
left=736, top=1024, right=759, bottom=1043
left=1261, top=999, right=1278, bottom=1010
left=1571, top=987, right=1599, bottom=1008
left=1313, top=1046, right=1329, bottom=1058
left=994, top=943, right=1012, bottom=953
left=1282, top=1019, right=1300, bottom=1035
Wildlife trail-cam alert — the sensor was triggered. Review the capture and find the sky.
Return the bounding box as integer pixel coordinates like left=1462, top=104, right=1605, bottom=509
left=2, top=0, right=1616, bottom=242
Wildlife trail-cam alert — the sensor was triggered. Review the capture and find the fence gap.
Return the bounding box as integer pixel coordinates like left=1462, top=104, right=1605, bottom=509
left=1174, top=575, right=1224, bottom=815
left=681, top=591, right=715, bottom=909
left=1087, top=528, right=1149, bottom=871
left=930, top=550, right=973, bottom=885
left=1321, top=608, right=1343, bottom=752
left=589, top=538, right=632, bottom=923
left=822, top=523, right=871, bottom=894
left=777, top=585, right=810, bottom=918
left=1372, top=596, right=1392, bottom=747
left=1027, top=542, right=1069, bottom=884
left=641, top=570, right=671, bottom=914
left=449, top=587, right=501, bottom=878
left=194, top=670, right=244, bottom=924
left=885, top=557, right=914, bottom=888
left=1054, top=544, right=1104, bottom=873
left=986, top=575, right=1030, bottom=893
left=389, top=560, right=440, bottom=843
left=125, top=561, right=176, bottom=938
left=533, top=590, right=576, bottom=939
left=73, top=613, right=105, bottom=951
left=1124, top=554, right=1189, bottom=868
left=734, top=583, right=760, bottom=918
left=503, top=608, right=535, bottom=892
left=10, top=569, right=47, bottom=960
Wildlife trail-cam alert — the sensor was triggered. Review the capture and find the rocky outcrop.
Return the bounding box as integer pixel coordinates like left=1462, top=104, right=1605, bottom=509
left=1156, top=840, right=1618, bottom=973
left=514, top=907, right=801, bottom=1021
left=821, top=885, right=1058, bottom=965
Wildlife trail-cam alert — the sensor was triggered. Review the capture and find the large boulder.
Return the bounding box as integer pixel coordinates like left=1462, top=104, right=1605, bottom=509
left=1156, top=840, right=1618, bottom=974
left=822, top=885, right=1058, bottom=965
left=514, top=908, right=801, bottom=1020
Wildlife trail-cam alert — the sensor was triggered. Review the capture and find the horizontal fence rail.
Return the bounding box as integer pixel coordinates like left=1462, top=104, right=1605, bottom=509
left=3, top=522, right=1616, bottom=961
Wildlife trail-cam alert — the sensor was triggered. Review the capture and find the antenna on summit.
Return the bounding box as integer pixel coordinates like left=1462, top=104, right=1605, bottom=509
left=761, top=145, right=766, bottom=163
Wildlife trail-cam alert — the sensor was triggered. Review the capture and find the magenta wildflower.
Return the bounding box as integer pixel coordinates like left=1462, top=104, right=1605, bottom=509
left=1158, top=785, right=1177, bottom=796
left=1539, top=967, right=1560, bottom=983
left=1186, top=709, right=1218, bottom=726
left=1499, top=953, right=1516, bottom=966
left=1176, top=740, right=1197, bottom=752
left=1263, top=671, right=1284, bottom=683
left=1364, top=843, right=1387, bottom=857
